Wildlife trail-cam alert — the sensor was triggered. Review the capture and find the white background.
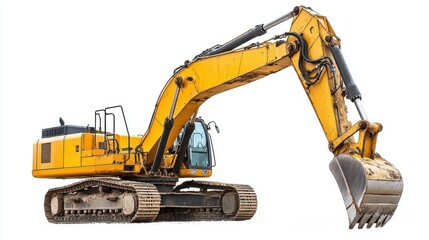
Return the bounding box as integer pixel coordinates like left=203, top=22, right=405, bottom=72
left=1, top=0, right=427, bottom=239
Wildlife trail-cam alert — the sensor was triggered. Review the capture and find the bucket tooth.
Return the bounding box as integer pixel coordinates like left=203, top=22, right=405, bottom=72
left=358, top=211, right=373, bottom=229
left=329, top=154, right=403, bottom=229
left=367, top=210, right=380, bottom=228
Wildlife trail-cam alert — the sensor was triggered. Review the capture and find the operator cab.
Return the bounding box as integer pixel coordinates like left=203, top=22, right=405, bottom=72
left=173, top=118, right=217, bottom=177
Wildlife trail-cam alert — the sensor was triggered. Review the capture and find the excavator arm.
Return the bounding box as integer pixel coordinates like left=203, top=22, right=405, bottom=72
left=138, top=6, right=403, bottom=228
left=32, top=6, right=403, bottom=228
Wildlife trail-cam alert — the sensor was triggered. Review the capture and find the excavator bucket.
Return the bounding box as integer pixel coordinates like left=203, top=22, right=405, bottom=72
left=329, top=154, right=403, bottom=229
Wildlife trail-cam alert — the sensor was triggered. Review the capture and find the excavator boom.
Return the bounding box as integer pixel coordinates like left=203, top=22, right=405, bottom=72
left=32, top=6, right=403, bottom=228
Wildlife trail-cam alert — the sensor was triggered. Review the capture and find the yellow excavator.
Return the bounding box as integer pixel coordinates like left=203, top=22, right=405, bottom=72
left=32, top=6, right=403, bottom=229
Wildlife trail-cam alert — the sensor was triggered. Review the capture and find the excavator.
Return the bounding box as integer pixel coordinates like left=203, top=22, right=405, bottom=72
left=32, top=6, right=403, bottom=229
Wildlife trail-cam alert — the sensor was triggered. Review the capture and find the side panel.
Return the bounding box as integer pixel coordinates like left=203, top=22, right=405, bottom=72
left=63, top=134, right=82, bottom=168
left=32, top=133, right=143, bottom=178
left=82, top=133, right=106, bottom=166
left=33, top=135, right=65, bottom=171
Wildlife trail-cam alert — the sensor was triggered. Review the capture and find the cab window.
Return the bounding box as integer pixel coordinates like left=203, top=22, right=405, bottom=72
left=189, top=122, right=209, bottom=167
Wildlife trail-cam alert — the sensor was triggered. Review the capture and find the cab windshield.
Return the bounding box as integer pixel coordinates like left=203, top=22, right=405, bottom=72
left=189, top=122, right=209, bottom=167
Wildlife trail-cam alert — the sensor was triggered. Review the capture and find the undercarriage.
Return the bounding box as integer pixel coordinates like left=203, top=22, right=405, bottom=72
left=44, top=178, right=257, bottom=223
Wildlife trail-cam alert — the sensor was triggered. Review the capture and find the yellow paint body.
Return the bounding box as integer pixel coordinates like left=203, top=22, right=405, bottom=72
left=32, top=7, right=384, bottom=180
left=32, top=6, right=403, bottom=228
left=33, top=132, right=143, bottom=178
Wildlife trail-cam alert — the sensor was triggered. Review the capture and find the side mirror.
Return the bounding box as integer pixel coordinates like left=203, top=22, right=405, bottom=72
left=207, top=121, right=220, bottom=134
left=215, top=125, right=220, bottom=134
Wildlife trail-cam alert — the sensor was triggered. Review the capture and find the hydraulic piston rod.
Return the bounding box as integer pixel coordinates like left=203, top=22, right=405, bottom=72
left=330, top=45, right=368, bottom=120
left=263, top=10, right=295, bottom=30
left=205, top=9, right=295, bottom=56
left=151, top=77, right=183, bottom=173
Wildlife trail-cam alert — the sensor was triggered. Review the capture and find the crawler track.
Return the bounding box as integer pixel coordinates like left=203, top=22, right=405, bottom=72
left=165, top=180, right=258, bottom=221
left=44, top=178, right=257, bottom=223
left=44, top=178, right=161, bottom=223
